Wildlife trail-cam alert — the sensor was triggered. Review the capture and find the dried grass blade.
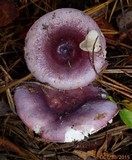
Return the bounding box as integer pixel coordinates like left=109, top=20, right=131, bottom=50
left=0, top=73, right=32, bottom=94
left=104, top=69, right=132, bottom=74
left=98, top=80, right=132, bottom=99
left=0, top=138, right=28, bottom=157
left=6, top=89, right=16, bottom=113
left=84, top=0, right=115, bottom=15
left=108, top=0, right=118, bottom=22
left=103, top=75, right=132, bottom=93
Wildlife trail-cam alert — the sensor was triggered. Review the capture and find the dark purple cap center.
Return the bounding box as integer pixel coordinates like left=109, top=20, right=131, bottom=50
left=57, top=42, right=74, bottom=61
left=47, top=27, right=86, bottom=66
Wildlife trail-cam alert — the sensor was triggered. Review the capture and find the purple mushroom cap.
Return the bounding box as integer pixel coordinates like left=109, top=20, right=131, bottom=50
left=24, top=8, right=107, bottom=90
left=14, top=83, right=118, bottom=142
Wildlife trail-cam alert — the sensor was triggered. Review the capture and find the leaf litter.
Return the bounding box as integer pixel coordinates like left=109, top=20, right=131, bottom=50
left=0, top=0, right=132, bottom=160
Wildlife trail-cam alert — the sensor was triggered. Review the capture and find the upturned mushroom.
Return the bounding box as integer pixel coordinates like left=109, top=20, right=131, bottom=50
left=14, top=83, right=118, bottom=142
left=14, top=8, right=118, bottom=142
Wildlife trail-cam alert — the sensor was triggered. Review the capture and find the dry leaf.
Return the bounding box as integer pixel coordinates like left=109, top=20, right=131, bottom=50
left=0, top=0, right=19, bottom=27
left=72, top=150, right=96, bottom=160
left=96, top=136, right=108, bottom=158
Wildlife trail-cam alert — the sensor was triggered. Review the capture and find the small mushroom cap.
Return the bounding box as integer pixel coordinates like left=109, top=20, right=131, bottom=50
left=24, top=8, right=106, bottom=90
left=14, top=83, right=118, bottom=142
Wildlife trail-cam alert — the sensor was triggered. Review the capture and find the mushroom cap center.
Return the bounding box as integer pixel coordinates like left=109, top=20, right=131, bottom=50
left=57, top=42, right=74, bottom=62
left=48, top=27, right=84, bottom=66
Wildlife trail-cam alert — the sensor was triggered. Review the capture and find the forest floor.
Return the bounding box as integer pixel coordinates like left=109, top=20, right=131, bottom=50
left=0, top=0, right=132, bottom=160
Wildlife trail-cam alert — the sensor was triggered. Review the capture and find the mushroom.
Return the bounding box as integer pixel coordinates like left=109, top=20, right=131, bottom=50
left=14, top=8, right=118, bottom=142
left=14, top=83, right=118, bottom=142
left=24, top=8, right=107, bottom=90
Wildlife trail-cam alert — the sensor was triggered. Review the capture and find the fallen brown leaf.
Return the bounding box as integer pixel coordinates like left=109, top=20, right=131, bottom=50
left=72, top=150, right=96, bottom=160
left=0, top=0, right=19, bottom=27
